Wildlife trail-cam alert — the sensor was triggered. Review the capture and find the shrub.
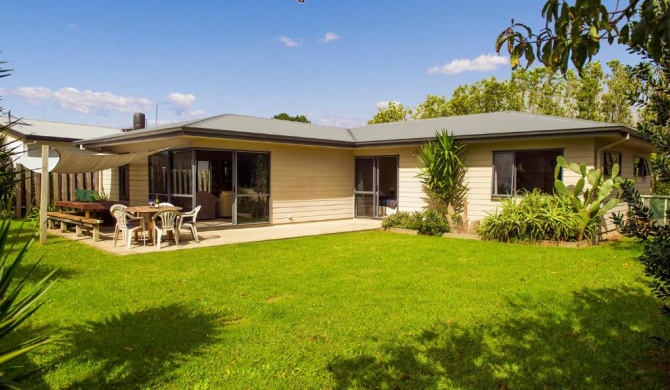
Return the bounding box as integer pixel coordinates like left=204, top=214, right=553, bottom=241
left=416, top=209, right=451, bottom=236
left=382, top=210, right=450, bottom=236
left=478, top=190, right=596, bottom=243
left=0, top=219, right=56, bottom=386
left=614, top=180, right=670, bottom=322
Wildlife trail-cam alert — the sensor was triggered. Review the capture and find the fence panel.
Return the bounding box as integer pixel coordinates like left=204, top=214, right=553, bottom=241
left=13, top=164, right=98, bottom=217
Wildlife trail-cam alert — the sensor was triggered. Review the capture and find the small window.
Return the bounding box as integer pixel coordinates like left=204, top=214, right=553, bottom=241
left=634, top=156, right=650, bottom=178
left=492, top=150, right=562, bottom=196
left=603, top=151, right=622, bottom=176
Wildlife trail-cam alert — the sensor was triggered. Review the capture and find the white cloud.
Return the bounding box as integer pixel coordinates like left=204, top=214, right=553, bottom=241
left=277, top=36, right=301, bottom=47
left=12, top=87, right=53, bottom=105
left=167, top=92, right=196, bottom=108
left=165, top=92, right=203, bottom=117
left=52, top=88, right=154, bottom=114
left=67, top=23, right=77, bottom=30
left=427, top=54, right=509, bottom=75
left=374, top=101, right=402, bottom=109
left=7, top=86, right=155, bottom=114
left=318, top=32, right=339, bottom=43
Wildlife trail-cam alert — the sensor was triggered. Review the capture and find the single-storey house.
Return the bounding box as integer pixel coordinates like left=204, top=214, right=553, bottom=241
left=72, top=111, right=653, bottom=230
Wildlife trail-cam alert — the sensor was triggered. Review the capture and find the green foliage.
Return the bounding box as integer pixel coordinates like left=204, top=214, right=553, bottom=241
left=91, top=191, right=109, bottom=201
left=554, top=156, right=627, bottom=240
left=417, top=130, right=468, bottom=219
left=0, top=219, right=55, bottom=386
left=0, top=59, right=24, bottom=218
left=614, top=180, right=670, bottom=322
left=495, top=0, right=669, bottom=74
left=478, top=190, right=594, bottom=242
left=376, top=63, right=636, bottom=126
left=367, top=102, right=411, bottom=124
left=381, top=210, right=450, bottom=236
left=272, top=113, right=311, bottom=123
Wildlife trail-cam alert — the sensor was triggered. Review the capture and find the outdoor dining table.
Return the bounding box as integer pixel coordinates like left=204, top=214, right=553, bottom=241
left=125, top=205, right=182, bottom=245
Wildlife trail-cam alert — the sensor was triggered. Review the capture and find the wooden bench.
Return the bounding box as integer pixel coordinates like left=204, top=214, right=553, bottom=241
left=46, top=212, right=104, bottom=241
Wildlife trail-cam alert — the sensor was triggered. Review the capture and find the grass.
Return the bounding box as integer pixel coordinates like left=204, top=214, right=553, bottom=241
left=5, top=224, right=670, bottom=389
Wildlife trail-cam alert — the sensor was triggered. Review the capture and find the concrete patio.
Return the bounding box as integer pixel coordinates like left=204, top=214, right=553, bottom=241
left=45, top=218, right=383, bottom=256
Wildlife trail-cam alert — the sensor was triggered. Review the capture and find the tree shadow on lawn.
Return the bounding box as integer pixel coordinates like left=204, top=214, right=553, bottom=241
left=329, top=286, right=670, bottom=389
left=54, top=303, right=224, bottom=388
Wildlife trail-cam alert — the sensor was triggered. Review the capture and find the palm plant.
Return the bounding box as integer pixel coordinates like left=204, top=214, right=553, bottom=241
left=0, top=219, right=56, bottom=387
left=417, top=130, right=468, bottom=230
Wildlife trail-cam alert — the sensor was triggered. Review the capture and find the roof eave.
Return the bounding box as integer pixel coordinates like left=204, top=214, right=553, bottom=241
left=353, top=127, right=638, bottom=147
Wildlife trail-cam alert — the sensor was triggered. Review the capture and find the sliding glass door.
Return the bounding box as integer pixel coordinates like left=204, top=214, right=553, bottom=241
left=354, top=156, right=398, bottom=218
left=354, top=158, right=376, bottom=217
left=235, top=152, right=270, bottom=224
left=148, top=149, right=270, bottom=225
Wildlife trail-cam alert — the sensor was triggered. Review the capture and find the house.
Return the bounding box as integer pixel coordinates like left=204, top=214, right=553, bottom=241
left=3, top=117, right=123, bottom=214
left=72, top=111, right=653, bottom=229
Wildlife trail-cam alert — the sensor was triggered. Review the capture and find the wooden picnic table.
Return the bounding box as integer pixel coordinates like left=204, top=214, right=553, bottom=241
left=55, top=200, right=109, bottom=218
left=125, top=206, right=182, bottom=244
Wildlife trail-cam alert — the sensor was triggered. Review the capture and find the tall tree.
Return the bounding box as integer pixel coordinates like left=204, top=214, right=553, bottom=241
left=367, top=102, right=412, bottom=124
left=370, top=62, right=634, bottom=124
left=412, top=95, right=450, bottom=119
left=601, top=60, right=638, bottom=126
left=272, top=113, right=311, bottom=123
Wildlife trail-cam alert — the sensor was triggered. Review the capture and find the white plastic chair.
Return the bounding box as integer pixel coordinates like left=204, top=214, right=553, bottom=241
left=112, top=209, right=146, bottom=249
left=157, top=202, right=175, bottom=207
left=109, top=204, right=127, bottom=242
left=152, top=210, right=181, bottom=249
left=179, top=205, right=201, bottom=243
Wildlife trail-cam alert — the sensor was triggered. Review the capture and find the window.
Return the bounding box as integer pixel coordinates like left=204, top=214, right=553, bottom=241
left=603, top=150, right=622, bottom=176
left=492, top=150, right=562, bottom=196
left=118, top=164, right=130, bottom=201
left=634, top=156, right=650, bottom=178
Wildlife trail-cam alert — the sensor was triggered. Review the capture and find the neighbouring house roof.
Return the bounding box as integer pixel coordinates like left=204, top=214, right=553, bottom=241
left=4, top=117, right=121, bottom=143
left=75, top=111, right=644, bottom=149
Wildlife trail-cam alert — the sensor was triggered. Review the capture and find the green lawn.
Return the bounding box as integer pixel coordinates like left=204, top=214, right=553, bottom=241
left=7, top=225, right=670, bottom=389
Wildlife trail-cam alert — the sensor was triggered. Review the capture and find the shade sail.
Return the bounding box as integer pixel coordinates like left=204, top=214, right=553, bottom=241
left=50, top=148, right=158, bottom=173
left=14, top=155, right=60, bottom=172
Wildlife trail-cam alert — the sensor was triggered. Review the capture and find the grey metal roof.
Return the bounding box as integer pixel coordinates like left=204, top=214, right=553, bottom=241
left=79, top=114, right=355, bottom=145
left=349, top=111, right=631, bottom=144
left=76, top=111, right=639, bottom=148
left=5, top=117, right=121, bottom=142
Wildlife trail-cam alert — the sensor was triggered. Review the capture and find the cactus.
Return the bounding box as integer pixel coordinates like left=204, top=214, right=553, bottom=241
left=553, top=156, right=627, bottom=241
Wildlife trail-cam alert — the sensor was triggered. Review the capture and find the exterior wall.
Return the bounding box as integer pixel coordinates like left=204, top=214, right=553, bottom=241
left=129, top=159, right=149, bottom=206
left=464, top=137, right=596, bottom=224
left=115, top=137, right=355, bottom=224
left=595, top=137, right=653, bottom=232
left=354, top=145, right=428, bottom=213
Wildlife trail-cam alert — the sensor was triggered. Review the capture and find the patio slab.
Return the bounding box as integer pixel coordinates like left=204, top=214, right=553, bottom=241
left=44, top=218, right=383, bottom=256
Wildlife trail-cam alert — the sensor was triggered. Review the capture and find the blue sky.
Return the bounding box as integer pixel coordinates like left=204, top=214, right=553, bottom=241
left=2, top=0, right=638, bottom=129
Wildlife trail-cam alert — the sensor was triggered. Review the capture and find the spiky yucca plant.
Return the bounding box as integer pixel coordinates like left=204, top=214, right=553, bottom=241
left=417, top=130, right=468, bottom=230
left=0, top=219, right=55, bottom=388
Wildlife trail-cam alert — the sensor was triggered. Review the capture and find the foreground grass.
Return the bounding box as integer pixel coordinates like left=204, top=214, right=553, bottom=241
left=7, top=226, right=670, bottom=389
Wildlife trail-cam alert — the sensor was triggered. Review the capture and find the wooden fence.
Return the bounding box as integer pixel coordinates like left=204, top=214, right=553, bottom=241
left=13, top=164, right=99, bottom=217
